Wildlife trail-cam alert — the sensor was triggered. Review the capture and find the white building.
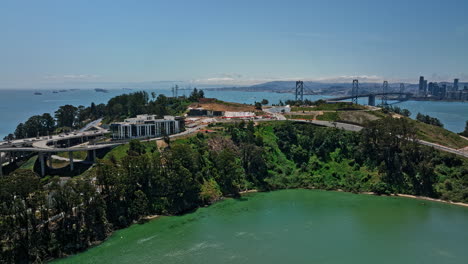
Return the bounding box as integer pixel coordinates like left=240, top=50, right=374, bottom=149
left=110, top=115, right=184, bottom=140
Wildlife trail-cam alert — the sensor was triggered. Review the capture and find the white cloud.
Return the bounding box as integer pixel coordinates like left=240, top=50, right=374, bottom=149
left=310, top=75, right=384, bottom=83
left=193, top=74, right=387, bottom=86
left=44, top=74, right=100, bottom=80
left=192, top=75, right=299, bottom=86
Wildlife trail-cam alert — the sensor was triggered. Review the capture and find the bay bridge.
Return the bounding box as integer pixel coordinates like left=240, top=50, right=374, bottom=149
left=294, top=79, right=413, bottom=106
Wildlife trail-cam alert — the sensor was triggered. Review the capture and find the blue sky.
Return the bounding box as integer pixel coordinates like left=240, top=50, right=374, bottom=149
left=1, top=0, right=467, bottom=88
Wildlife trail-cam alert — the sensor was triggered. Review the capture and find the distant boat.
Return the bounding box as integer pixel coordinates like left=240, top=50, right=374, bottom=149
left=59, top=89, right=67, bottom=92
left=34, top=91, right=42, bottom=95
left=53, top=91, right=58, bottom=93
left=95, top=88, right=109, bottom=93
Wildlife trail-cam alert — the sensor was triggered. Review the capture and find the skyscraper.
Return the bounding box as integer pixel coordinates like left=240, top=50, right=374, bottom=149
left=440, top=84, right=447, bottom=99
left=454, top=78, right=459, bottom=91
left=419, top=76, right=425, bottom=95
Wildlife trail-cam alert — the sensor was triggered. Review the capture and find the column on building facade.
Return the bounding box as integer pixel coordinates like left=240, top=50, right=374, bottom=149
left=175, top=120, right=180, bottom=133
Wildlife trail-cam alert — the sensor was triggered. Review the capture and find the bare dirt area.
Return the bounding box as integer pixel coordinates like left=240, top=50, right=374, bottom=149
left=338, top=111, right=380, bottom=125
left=459, top=146, right=468, bottom=154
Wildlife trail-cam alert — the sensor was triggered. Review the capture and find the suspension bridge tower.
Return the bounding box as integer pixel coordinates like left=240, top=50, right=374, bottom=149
left=352, top=79, right=359, bottom=104
left=295, top=81, right=304, bottom=101
left=382, top=81, right=389, bottom=106
left=399, top=83, right=405, bottom=100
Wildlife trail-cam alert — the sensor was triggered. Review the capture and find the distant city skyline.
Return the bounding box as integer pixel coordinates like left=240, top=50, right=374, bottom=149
left=1, top=0, right=467, bottom=89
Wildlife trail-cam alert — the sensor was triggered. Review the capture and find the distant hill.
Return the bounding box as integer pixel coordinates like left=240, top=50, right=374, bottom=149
left=208, top=81, right=422, bottom=96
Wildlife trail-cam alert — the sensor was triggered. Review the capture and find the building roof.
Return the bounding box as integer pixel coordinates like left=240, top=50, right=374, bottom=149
left=112, top=115, right=178, bottom=125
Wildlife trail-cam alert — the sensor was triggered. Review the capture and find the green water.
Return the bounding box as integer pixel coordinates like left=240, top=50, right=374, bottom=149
left=57, top=190, right=468, bottom=264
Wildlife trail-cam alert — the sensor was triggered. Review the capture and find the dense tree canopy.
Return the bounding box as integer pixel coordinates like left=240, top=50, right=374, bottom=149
left=13, top=113, right=56, bottom=138
left=416, top=113, right=444, bottom=127
left=55, top=105, right=79, bottom=128
left=9, top=89, right=205, bottom=139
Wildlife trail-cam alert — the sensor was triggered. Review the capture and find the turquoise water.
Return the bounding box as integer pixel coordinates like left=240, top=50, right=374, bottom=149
left=56, top=190, right=468, bottom=264
left=0, top=89, right=466, bottom=139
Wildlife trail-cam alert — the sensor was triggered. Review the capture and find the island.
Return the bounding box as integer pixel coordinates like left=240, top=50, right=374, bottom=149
left=0, top=89, right=467, bottom=263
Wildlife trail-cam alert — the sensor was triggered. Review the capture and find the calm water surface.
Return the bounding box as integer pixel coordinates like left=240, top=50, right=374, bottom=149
left=0, top=89, right=466, bottom=139
left=56, top=190, right=468, bottom=264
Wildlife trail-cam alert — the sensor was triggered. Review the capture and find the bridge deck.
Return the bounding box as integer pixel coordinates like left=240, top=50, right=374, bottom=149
left=326, top=92, right=412, bottom=101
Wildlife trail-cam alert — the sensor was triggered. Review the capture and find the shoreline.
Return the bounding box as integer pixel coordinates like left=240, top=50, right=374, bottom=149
left=332, top=189, right=468, bottom=208
left=237, top=188, right=468, bottom=208
left=386, top=193, right=468, bottom=207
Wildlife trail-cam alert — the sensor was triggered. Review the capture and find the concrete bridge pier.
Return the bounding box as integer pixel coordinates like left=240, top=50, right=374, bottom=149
left=69, top=152, right=74, bottom=171
left=39, top=152, right=46, bottom=177
left=48, top=153, right=53, bottom=169
left=87, top=149, right=97, bottom=163
left=0, top=152, right=3, bottom=177
left=368, top=95, right=376, bottom=106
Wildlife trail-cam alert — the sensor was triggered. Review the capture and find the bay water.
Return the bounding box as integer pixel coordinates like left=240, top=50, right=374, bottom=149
left=56, top=190, right=468, bottom=264
left=0, top=89, right=466, bottom=139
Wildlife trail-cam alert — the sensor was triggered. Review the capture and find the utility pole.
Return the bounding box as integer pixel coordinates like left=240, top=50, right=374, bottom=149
left=352, top=79, right=359, bottom=104
left=382, top=81, right=389, bottom=106
left=295, top=81, right=304, bottom=101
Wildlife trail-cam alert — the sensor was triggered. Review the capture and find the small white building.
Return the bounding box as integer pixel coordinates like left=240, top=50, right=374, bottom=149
left=110, top=115, right=184, bottom=140
left=223, top=111, right=256, bottom=119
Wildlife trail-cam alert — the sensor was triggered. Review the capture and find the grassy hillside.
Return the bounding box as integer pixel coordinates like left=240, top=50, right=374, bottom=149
left=291, top=108, right=468, bottom=150
left=57, top=151, right=88, bottom=160
left=19, top=155, right=37, bottom=170
left=409, top=119, right=468, bottom=149
left=103, top=141, right=159, bottom=161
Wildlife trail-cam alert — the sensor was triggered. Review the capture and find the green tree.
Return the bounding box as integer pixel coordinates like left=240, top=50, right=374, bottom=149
left=254, top=102, right=262, bottom=110
left=14, top=122, right=26, bottom=138
left=130, top=190, right=149, bottom=219
left=401, top=109, right=411, bottom=117
left=460, top=121, right=468, bottom=137
left=55, top=105, right=78, bottom=128
left=213, top=148, right=245, bottom=195
left=199, top=178, right=222, bottom=203
left=128, top=139, right=146, bottom=156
